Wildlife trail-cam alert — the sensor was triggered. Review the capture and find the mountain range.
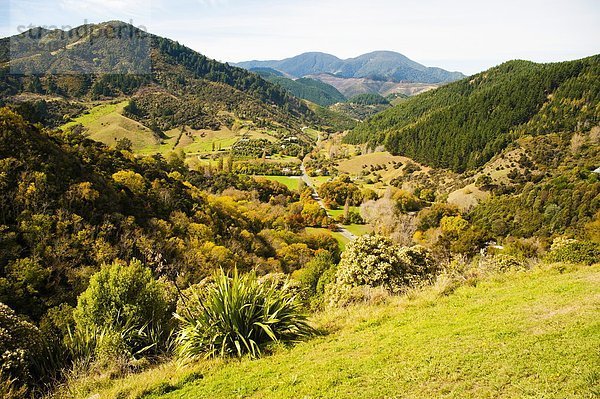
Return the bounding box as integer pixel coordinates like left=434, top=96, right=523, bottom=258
left=235, top=51, right=464, bottom=98
left=235, top=51, right=465, bottom=83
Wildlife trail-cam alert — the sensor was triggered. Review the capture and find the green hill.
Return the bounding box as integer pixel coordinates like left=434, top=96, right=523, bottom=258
left=345, top=55, right=600, bottom=172
left=68, top=263, right=600, bottom=399
left=0, top=21, right=314, bottom=132
left=251, top=68, right=346, bottom=106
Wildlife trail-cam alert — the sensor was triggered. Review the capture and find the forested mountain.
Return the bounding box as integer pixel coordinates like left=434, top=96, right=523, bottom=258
left=236, top=51, right=465, bottom=83
left=345, top=55, right=600, bottom=172
left=251, top=68, right=346, bottom=106
left=0, top=21, right=315, bottom=130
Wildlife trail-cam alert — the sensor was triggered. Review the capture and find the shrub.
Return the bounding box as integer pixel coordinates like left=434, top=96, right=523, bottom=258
left=486, top=254, right=528, bottom=272
left=292, top=251, right=336, bottom=308
left=175, top=269, right=315, bottom=360
left=333, top=235, right=437, bottom=296
left=0, top=303, right=45, bottom=390
left=545, top=238, right=600, bottom=265
left=293, top=251, right=335, bottom=296
left=73, top=260, right=176, bottom=361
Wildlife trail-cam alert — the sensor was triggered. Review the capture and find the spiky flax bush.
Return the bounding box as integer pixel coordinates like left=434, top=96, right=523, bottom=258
left=175, top=269, right=315, bottom=360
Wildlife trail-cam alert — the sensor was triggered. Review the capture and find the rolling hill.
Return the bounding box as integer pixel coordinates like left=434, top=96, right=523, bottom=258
left=345, top=55, right=600, bottom=172
left=65, top=263, right=600, bottom=399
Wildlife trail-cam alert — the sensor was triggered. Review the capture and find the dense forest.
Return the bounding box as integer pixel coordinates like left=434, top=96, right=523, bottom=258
left=251, top=68, right=347, bottom=107
left=345, top=55, right=600, bottom=172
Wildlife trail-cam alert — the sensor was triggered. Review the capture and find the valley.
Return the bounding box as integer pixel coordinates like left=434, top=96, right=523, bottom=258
left=0, top=17, right=598, bottom=399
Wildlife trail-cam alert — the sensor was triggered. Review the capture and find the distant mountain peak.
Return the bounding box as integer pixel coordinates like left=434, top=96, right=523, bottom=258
left=234, top=51, right=465, bottom=84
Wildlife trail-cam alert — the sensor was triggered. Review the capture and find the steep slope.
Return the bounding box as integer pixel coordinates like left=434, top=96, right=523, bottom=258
left=345, top=55, right=600, bottom=172
left=235, top=51, right=465, bottom=83
left=0, top=21, right=315, bottom=132
left=252, top=68, right=346, bottom=106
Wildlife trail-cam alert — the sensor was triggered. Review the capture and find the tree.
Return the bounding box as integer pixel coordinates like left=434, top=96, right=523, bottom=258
left=112, top=170, right=146, bottom=195
left=334, top=235, right=437, bottom=293
left=115, top=137, right=133, bottom=151
left=0, top=302, right=45, bottom=389
left=73, top=260, right=176, bottom=355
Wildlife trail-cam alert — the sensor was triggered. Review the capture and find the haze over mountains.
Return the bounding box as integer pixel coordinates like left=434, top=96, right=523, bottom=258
left=235, top=51, right=465, bottom=98
left=235, top=51, right=465, bottom=83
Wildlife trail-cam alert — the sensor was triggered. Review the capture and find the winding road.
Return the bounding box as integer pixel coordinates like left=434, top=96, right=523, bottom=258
left=300, top=162, right=356, bottom=241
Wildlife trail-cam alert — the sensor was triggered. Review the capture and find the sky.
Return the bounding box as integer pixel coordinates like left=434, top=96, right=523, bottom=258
left=1, top=0, right=599, bottom=75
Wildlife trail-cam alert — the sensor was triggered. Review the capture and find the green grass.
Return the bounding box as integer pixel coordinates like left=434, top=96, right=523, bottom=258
left=257, top=176, right=302, bottom=191
left=342, top=223, right=372, bottom=236
left=62, top=102, right=121, bottom=129
left=62, top=101, right=161, bottom=151
left=326, top=206, right=360, bottom=218
left=75, top=263, right=600, bottom=399
left=304, top=227, right=349, bottom=251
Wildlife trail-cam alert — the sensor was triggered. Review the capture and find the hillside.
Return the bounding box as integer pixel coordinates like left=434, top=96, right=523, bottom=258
left=66, top=263, right=600, bottom=399
left=306, top=73, right=440, bottom=98
left=252, top=68, right=346, bottom=106
left=235, top=51, right=465, bottom=83
left=0, top=108, right=338, bottom=324
left=0, top=21, right=315, bottom=133
left=345, top=55, right=600, bottom=172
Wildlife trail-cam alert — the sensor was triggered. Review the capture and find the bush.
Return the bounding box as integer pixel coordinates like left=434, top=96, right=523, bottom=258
left=292, top=251, right=336, bottom=308
left=545, top=238, right=600, bottom=265
left=487, top=254, right=528, bottom=272
left=333, top=235, right=438, bottom=296
left=0, top=303, right=45, bottom=390
left=175, top=269, right=315, bottom=359
left=73, top=260, right=176, bottom=361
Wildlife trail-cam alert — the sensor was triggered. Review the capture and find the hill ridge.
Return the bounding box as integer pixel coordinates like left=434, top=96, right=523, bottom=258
left=235, top=50, right=465, bottom=83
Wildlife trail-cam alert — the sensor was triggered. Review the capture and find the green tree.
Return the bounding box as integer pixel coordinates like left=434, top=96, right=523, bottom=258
left=73, top=260, right=176, bottom=355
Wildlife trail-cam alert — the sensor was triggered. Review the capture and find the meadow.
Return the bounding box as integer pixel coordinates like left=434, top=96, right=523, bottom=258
left=63, top=263, right=600, bottom=399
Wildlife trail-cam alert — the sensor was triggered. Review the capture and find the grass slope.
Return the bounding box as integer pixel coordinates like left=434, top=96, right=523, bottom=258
left=257, top=175, right=302, bottom=191
left=81, top=264, right=599, bottom=399
left=62, top=101, right=160, bottom=150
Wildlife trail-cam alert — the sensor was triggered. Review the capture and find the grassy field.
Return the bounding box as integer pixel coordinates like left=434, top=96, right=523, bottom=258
left=343, top=223, right=372, bottom=236
left=61, top=103, right=287, bottom=160
left=326, top=206, right=359, bottom=219
left=71, top=263, right=600, bottom=399
left=62, top=101, right=161, bottom=151
left=257, top=176, right=302, bottom=191
left=323, top=207, right=372, bottom=237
